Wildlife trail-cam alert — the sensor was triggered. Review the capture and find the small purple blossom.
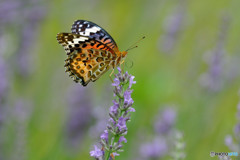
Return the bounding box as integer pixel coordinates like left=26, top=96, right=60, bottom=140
left=100, top=130, right=109, bottom=142
left=110, top=100, right=119, bottom=115
left=129, top=76, right=136, bottom=88
left=90, top=145, right=104, bottom=158
left=112, top=78, right=120, bottom=86
left=118, top=136, right=127, bottom=144
left=116, top=117, right=127, bottom=133
left=123, top=90, right=134, bottom=109
left=90, top=67, right=136, bottom=160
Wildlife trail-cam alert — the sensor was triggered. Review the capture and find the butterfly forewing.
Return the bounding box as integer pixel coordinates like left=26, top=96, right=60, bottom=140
left=57, top=33, right=114, bottom=55
left=71, top=20, right=119, bottom=52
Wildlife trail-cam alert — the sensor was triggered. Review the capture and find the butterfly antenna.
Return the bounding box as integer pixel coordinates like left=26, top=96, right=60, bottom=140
left=125, top=36, right=145, bottom=52
left=126, top=45, right=138, bottom=52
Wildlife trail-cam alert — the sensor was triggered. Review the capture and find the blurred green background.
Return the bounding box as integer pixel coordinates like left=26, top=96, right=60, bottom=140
left=1, top=0, right=240, bottom=159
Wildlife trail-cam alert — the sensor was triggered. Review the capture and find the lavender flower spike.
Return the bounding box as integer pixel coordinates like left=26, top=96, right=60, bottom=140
left=90, top=67, right=136, bottom=160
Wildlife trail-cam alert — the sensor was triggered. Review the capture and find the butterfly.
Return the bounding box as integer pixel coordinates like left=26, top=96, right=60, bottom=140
left=56, top=20, right=128, bottom=86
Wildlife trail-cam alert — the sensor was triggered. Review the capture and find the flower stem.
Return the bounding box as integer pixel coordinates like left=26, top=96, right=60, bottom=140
left=106, top=149, right=111, bottom=160
left=90, top=67, right=136, bottom=160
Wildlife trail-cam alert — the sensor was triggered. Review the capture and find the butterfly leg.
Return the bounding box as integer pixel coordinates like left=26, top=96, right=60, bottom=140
left=109, top=69, right=115, bottom=83
left=120, top=60, right=125, bottom=73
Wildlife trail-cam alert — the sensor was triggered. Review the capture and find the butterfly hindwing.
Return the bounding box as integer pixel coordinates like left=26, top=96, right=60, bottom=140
left=71, top=20, right=119, bottom=52
left=64, top=48, right=118, bottom=86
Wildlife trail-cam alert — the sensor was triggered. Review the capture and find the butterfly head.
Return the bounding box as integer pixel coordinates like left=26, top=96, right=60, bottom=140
left=121, top=51, right=128, bottom=57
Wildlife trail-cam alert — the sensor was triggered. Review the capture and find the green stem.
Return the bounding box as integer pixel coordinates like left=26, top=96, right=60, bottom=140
left=105, top=134, right=119, bottom=160
left=106, top=149, right=111, bottom=160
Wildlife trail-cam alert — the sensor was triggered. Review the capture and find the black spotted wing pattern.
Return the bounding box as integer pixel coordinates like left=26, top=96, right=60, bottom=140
left=71, top=20, right=119, bottom=52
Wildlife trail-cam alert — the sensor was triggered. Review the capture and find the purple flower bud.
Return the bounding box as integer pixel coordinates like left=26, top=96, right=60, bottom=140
left=110, top=105, right=118, bottom=115
left=108, top=118, right=115, bottom=124
left=129, top=76, right=136, bottom=88
left=117, top=67, right=121, bottom=74
left=112, top=77, right=120, bottom=86
left=100, top=130, right=109, bottom=142
left=109, top=100, right=119, bottom=115
left=124, top=90, right=132, bottom=100
left=113, top=86, right=122, bottom=97
left=90, top=145, right=104, bottom=158
left=117, top=117, right=127, bottom=132
left=118, top=136, right=127, bottom=143
left=128, top=107, right=135, bottom=112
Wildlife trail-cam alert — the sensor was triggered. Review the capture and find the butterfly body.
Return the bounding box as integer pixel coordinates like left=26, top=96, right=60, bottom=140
left=57, top=20, right=127, bottom=86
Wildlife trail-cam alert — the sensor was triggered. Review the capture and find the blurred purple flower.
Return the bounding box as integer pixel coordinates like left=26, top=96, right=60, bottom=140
left=0, top=55, right=9, bottom=133
left=90, top=67, right=136, bottom=160
left=139, top=107, right=185, bottom=160
left=224, top=89, right=240, bottom=153
left=66, top=85, right=93, bottom=147
left=154, top=108, right=176, bottom=134
left=0, top=0, right=21, bottom=25
left=0, top=0, right=47, bottom=77
left=0, top=57, right=9, bottom=103
left=199, top=15, right=231, bottom=92
left=10, top=99, right=32, bottom=160
left=140, top=137, right=168, bottom=158
left=158, top=2, right=186, bottom=53
left=170, top=131, right=186, bottom=160
left=89, top=85, right=113, bottom=139
left=234, top=123, right=240, bottom=137
left=89, top=105, right=109, bottom=139
left=16, top=1, right=47, bottom=77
